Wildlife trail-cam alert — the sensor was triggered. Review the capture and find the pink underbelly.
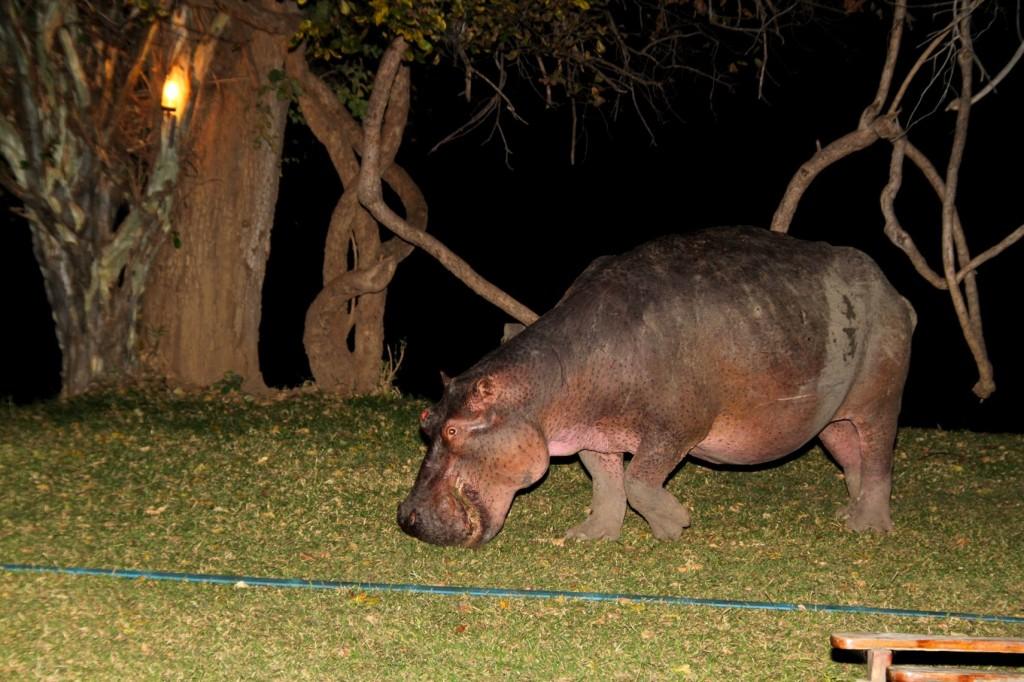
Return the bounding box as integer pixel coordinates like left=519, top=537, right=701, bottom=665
left=690, top=424, right=819, bottom=465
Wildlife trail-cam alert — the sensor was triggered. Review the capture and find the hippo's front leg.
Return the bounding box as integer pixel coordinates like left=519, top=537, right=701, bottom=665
left=565, top=450, right=626, bottom=541
left=625, top=434, right=695, bottom=540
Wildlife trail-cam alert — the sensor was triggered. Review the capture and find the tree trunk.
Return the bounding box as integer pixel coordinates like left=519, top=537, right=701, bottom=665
left=29, top=224, right=136, bottom=393
left=141, top=14, right=291, bottom=392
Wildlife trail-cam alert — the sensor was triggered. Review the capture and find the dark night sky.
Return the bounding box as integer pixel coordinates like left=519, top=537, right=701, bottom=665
left=3, top=13, right=1022, bottom=432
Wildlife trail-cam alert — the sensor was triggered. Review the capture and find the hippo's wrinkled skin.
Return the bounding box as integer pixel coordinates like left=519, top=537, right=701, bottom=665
left=398, top=227, right=915, bottom=547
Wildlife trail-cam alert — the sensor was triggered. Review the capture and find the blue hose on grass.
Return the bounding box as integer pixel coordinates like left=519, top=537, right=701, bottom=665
left=4, top=563, right=1024, bottom=624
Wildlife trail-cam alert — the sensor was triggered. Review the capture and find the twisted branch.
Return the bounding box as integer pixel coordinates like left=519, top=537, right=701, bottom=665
left=358, top=37, right=539, bottom=326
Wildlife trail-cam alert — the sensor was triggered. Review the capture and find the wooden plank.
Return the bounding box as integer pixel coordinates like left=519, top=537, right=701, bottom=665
left=832, top=633, right=1024, bottom=654
left=869, top=648, right=893, bottom=682
left=888, top=665, right=1024, bottom=681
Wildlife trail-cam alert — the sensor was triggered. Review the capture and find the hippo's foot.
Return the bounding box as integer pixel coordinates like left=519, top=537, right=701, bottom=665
left=840, top=498, right=893, bottom=533
left=564, top=514, right=622, bottom=541
left=625, top=480, right=691, bottom=540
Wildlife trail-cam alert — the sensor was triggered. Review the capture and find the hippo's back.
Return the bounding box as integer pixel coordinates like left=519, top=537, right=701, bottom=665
left=553, top=225, right=906, bottom=343
left=569, top=226, right=879, bottom=304
left=532, top=226, right=914, bottom=462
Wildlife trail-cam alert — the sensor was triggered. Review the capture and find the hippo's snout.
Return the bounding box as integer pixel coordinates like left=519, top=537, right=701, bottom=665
left=397, top=485, right=489, bottom=548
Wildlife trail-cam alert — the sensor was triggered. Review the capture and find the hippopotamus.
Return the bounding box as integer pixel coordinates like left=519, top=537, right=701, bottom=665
left=398, top=226, right=915, bottom=547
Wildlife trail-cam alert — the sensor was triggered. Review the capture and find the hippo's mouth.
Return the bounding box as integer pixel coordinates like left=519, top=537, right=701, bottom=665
left=452, top=477, right=486, bottom=547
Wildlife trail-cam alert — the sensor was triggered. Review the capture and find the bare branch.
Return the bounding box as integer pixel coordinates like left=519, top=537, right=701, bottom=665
left=359, top=37, right=539, bottom=326
left=896, top=138, right=1013, bottom=289
left=941, top=3, right=994, bottom=399
left=379, top=162, right=427, bottom=264
left=380, top=66, right=410, bottom=169
left=102, top=20, right=158, bottom=146
left=429, top=93, right=502, bottom=154
left=880, top=138, right=948, bottom=289
left=861, top=0, right=906, bottom=126
left=956, top=224, right=1024, bottom=281
left=471, top=55, right=527, bottom=125
left=758, top=32, right=769, bottom=101
left=569, top=100, right=578, bottom=166
left=537, top=55, right=553, bottom=106
left=948, top=35, right=1024, bottom=110
left=888, top=23, right=954, bottom=115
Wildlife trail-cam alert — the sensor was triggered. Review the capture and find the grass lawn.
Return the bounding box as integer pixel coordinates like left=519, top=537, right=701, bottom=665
left=2, top=389, right=1023, bottom=680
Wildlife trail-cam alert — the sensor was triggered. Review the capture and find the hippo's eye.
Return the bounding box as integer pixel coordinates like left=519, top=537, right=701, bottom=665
left=445, top=426, right=458, bottom=439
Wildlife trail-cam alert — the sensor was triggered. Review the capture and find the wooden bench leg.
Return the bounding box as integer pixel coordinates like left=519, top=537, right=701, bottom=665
left=868, top=648, right=893, bottom=682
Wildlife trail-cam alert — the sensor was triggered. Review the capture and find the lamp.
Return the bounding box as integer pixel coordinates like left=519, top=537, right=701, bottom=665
left=160, top=67, right=187, bottom=145
left=161, top=75, right=183, bottom=113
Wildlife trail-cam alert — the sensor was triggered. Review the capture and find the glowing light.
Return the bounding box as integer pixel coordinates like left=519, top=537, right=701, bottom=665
left=161, top=70, right=186, bottom=113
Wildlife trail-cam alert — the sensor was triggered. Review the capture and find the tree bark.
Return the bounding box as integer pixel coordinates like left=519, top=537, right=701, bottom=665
left=28, top=225, right=136, bottom=393
left=141, top=5, right=294, bottom=392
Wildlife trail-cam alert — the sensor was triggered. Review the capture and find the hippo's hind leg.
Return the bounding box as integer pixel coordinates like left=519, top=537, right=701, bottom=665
left=624, top=434, right=695, bottom=540
left=565, top=450, right=627, bottom=541
left=819, top=417, right=896, bottom=532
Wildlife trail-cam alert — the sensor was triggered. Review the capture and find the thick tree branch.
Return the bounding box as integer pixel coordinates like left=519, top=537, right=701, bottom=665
left=770, top=123, right=887, bottom=233
left=287, top=47, right=422, bottom=270
left=358, top=37, right=539, bottom=326
left=770, top=0, right=912, bottom=235
left=285, top=49, right=361, bottom=180
left=378, top=163, right=424, bottom=264
left=380, top=66, right=410, bottom=170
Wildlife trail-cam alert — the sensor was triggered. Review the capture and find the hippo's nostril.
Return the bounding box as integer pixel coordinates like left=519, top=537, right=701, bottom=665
left=397, top=501, right=416, bottom=533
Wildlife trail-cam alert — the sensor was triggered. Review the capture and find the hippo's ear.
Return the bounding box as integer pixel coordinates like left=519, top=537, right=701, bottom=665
left=439, top=371, right=451, bottom=389
left=466, top=375, right=499, bottom=413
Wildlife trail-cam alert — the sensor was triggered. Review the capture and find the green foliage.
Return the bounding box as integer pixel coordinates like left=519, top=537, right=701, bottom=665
left=296, top=0, right=445, bottom=59
left=122, top=0, right=172, bottom=19
left=212, top=371, right=244, bottom=394
left=287, top=0, right=822, bottom=140
left=293, top=0, right=623, bottom=117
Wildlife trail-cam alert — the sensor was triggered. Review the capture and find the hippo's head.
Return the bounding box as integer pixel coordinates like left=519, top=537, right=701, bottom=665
left=397, top=372, right=549, bottom=547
